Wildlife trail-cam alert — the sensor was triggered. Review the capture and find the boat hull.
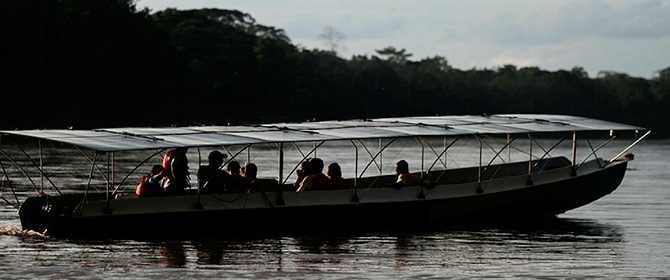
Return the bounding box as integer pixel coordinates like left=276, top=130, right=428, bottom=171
left=19, top=159, right=628, bottom=237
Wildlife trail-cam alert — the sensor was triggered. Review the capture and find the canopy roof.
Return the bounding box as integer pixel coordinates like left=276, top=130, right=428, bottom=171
left=0, top=114, right=645, bottom=152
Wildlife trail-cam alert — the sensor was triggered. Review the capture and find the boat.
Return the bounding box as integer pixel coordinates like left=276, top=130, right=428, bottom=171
left=0, top=114, right=650, bottom=237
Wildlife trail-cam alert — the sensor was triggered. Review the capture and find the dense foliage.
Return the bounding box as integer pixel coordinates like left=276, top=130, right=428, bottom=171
left=2, top=0, right=669, bottom=137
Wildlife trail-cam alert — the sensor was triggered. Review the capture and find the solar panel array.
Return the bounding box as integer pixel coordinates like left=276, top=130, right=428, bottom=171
left=1, top=114, right=644, bottom=152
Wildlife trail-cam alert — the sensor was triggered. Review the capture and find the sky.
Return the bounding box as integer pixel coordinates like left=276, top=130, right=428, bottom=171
left=137, top=0, right=670, bottom=79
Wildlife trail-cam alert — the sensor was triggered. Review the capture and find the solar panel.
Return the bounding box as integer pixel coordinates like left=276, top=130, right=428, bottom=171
left=1, top=115, right=645, bottom=152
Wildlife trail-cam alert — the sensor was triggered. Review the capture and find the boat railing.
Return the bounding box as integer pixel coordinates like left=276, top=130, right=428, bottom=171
left=286, top=157, right=575, bottom=191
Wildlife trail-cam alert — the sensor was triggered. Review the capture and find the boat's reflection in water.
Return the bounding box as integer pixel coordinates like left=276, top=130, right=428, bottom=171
left=146, top=216, right=624, bottom=272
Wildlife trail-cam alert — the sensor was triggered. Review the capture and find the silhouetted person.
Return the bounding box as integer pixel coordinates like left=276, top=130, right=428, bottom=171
left=243, top=163, right=258, bottom=182
left=242, top=163, right=258, bottom=193
left=293, top=160, right=313, bottom=188
left=221, top=160, right=249, bottom=193
left=296, top=158, right=331, bottom=192
left=197, top=151, right=229, bottom=194
left=227, top=161, right=241, bottom=177
left=327, top=163, right=350, bottom=190
left=163, top=147, right=189, bottom=195
left=136, top=165, right=164, bottom=197
left=382, top=160, right=431, bottom=189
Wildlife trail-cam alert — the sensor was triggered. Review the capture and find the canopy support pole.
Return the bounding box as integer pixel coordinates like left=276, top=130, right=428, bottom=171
left=507, top=134, right=511, bottom=162
left=39, top=139, right=43, bottom=193
left=482, top=135, right=533, bottom=157
left=532, top=134, right=571, bottom=170
left=197, top=147, right=201, bottom=167
left=282, top=141, right=325, bottom=185
left=112, top=152, right=115, bottom=192
left=415, top=137, right=426, bottom=199
left=358, top=138, right=397, bottom=181
left=444, top=137, right=448, bottom=170
left=0, top=148, right=44, bottom=195
left=223, top=145, right=252, bottom=165
left=357, top=140, right=382, bottom=173
left=277, top=143, right=285, bottom=206
left=575, top=135, right=617, bottom=172
left=432, top=137, right=460, bottom=183
left=0, top=149, right=21, bottom=207
left=74, top=145, right=109, bottom=182
left=105, top=153, right=111, bottom=214
left=222, top=144, right=251, bottom=166
left=586, top=138, right=601, bottom=168
left=13, top=143, right=63, bottom=195
left=481, top=137, right=507, bottom=164
left=291, top=143, right=306, bottom=158
left=418, top=137, right=448, bottom=170
left=195, top=147, right=203, bottom=209
left=527, top=133, right=533, bottom=185
left=350, top=140, right=359, bottom=202
left=379, top=138, right=383, bottom=175
left=475, top=135, right=483, bottom=194
left=76, top=152, right=99, bottom=216
left=531, top=137, right=550, bottom=159
left=416, top=137, right=426, bottom=199
left=571, top=132, right=577, bottom=176
left=482, top=135, right=519, bottom=180
left=417, top=137, right=425, bottom=176
left=609, top=130, right=652, bottom=162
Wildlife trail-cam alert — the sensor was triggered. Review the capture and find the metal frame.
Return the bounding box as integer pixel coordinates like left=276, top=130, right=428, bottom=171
left=610, top=130, right=651, bottom=162
left=0, top=123, right=652, bottom=217
left=11, top=143, right=63, bottom=195
left=0, top=135, right=21, bottom=207
left=281, top=141, right=325, bottom=185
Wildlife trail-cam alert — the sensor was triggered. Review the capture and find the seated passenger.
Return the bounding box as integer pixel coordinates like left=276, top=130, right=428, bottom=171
left=293, top=160, right=312, bottom=188
left=197, top=151, right=229, bottom=194
left=222, top=160, right=248, bottom=193
left=242, top=163, right=258, bottom=192
left=136, top=165, right=164, bottom=197
left=162, top=147, right=190, bottom=196
left=296, top=158, right=332, bottom=192
left=382, top=160, right=431, bottom=189
left=327, top=163, right=350, bottom=190
left=242, top=163, right=258, bottom=182
left=227, top=161, right=242, bottom=177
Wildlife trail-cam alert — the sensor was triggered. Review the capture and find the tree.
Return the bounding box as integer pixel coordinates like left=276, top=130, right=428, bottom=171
left=652, top=66, right=670, bottom=99
left=375, top=46, right=412, bottom=64
left=318, top=25, right=345, bottom=54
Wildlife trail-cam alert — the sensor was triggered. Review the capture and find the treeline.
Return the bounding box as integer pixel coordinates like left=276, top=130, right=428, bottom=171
left=2, top=0, right=669, bottom=138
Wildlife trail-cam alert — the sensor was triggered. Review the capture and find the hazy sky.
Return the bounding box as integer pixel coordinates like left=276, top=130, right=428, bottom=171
left=138, top=0, right=670, bottom=78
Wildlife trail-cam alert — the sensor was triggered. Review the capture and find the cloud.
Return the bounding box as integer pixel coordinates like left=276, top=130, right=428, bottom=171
left=555, top=0, right=670, bottom=40
left=469, top=0, right=670, bottom=45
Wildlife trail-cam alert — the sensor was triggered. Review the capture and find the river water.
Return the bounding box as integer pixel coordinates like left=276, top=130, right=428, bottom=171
left=0, top=138, right=669, bottom=279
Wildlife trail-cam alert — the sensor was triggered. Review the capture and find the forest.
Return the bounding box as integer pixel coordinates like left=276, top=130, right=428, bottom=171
left=2, top=0, right=669, bottom=138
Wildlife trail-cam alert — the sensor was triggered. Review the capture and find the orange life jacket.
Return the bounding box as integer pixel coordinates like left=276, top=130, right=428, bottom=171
left=162, top=150, right=175, bottom=171
left=136, top=175, right=162, bottom=197
left=309, top=173, right=332, bottom=191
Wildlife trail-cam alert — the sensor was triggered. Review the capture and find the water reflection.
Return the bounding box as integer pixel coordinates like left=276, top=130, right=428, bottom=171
left=447, top=217, right=625, bottom=243
left=0, top=216, right=626, bottom=278
left=192, top=238, right=225, bottom=266
left=160, top=240, right=186, bottom=268
left=129, top=217, right=625, bottom=273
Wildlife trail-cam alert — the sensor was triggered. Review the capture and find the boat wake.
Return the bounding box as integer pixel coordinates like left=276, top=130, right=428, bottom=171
left=0, top=225, right=48, bottom=238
